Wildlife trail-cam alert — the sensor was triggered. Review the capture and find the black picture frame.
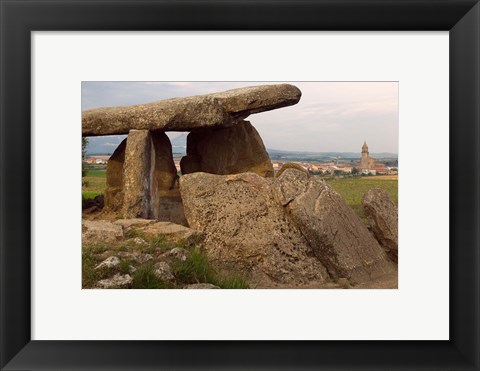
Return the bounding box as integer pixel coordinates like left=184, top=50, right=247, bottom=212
left=1, top=1, right=479, bottom=370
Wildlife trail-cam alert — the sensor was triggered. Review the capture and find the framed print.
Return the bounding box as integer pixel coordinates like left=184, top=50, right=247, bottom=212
left=1, top=1, right=479, bottom=370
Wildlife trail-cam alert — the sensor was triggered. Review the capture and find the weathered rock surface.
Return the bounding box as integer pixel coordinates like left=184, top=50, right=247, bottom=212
left=181, top=121, right=274, bottom=177
left=113, top=218, right=156, bottom=231
left=140, top=221, right=204, bottom=245
left=362, top=189, right=398, bottom=262
left=272, top=169, right=395, bottom=283
left=116, top=130, right=178, bottom=219
left=95, top=256, right=120, bottom=270
left=164, top=247, right=190, bottom=262
left=275, top=162, right=309, bottom=178
left=82, top=84, right=302, bottom=136
left=82, top=220, right=124, bottom=243
left=179, top=172, right=329, bottom=288
left=122, top=130, right=154, bottom=218
left=104, top=138, right=127, bottom=211
left=97, top=274, right=133, bottom=289
left=184, top=283, right=220, bottom=289
left=153, top=262, right=175, bottom=281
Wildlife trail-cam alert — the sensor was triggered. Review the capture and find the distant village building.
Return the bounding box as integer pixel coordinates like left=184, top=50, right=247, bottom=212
left=85, top=155, right=110, bottom=165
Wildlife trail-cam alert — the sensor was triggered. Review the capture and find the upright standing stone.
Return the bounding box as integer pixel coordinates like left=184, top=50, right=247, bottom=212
left=104, top=138, right=127, bottom=212
left=105, top=130, right=182, bottom=221
left=181, top=120, right=274, bottom=177
left=123, top=130, right=153, bottom=218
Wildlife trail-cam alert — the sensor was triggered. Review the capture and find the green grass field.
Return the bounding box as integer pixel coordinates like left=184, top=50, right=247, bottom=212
left=82, top=169, right=106, bottom=200
left=326, top=176, right=398, bottom=221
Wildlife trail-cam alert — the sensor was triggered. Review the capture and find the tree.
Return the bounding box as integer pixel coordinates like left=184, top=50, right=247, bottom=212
left=82, top=137, right=88, bottom=177
left=351, top=167, right=359, bottom=175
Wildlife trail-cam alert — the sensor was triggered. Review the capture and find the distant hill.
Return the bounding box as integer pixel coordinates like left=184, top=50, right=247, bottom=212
left=267, top=148, right=398, bottom=160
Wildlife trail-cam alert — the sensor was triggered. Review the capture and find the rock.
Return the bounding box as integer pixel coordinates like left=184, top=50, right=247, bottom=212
left=104, top=138, right=127, bottom=211
left=272, top=169, right=395, bottom=283
left=184, top=283, right=220, bottom=289
left=137, top=254, right=153, bottom=264
left=153, top=189, right=188, bottom=226
left=82, top=205, right=98, bottom=214
left=107, top=130, right=178, bottom=219
left=153, top=262, right=175, bottom=281
left=129, top=265, right=137, bottom=274
left=82, top=220, right=124, bottom=243
left=337, top=278, right=351, bottom=288
left=275, top=162, right=310, bottom=178
left=113, top=218, right=156, bottom=231
left=165, top=247, right=190, bottom=262
left=97, top=274, right=133, bottom=289
left=82, top=84, right=302, bottom=136
left=181, top=121, right=274, bottom=177
left=122, top=130, right=154, bottom=218
left=179, top=172, right=329, bottom=288
left=95, top=256, right=121, bottom=270
left=362, top=189, right=398, bottom=262
left=140, top=221, right=204, bottom=245
left=131, top=237, right=148, bottom=245
left=180, top=155, right=201, bottom=175
left=118, top=251, right=137, bottom=260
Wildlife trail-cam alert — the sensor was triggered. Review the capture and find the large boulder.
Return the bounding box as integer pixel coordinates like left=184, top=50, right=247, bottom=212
left=272, top=169, right=395, bottom=283
left=179, top=172, right=329, bottom=288
left=181, top=121, right=274, bottom=177
left=362, top=189, right=398, bottom=262
left=82, top=84, right=302, bottom=136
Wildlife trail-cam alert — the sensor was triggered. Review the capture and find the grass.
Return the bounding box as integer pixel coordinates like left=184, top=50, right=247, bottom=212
left=82, top=169, right=107, bottom=200
left=170, top=248, right=249, bottom=289
left=83, top=233, right=249, bottom=289
left=326, top=176, right=398, bottom=222
left=132, top=264, right=173, bottom=289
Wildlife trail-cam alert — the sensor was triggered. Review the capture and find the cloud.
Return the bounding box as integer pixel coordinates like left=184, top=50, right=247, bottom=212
left=101, top=142, right=120, bottom=147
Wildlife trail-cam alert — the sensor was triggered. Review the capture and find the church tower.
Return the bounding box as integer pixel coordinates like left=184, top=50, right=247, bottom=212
left=362, top=141, right=369, bottom=158
left=359, top=141, right=375, bottom=171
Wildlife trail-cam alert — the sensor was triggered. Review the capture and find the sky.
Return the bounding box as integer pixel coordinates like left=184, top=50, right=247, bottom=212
left=82, top=81, right=398, bottom=154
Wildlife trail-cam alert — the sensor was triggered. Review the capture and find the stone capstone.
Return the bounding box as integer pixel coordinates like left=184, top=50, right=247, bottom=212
left=272, top=169, right=395, bottom=283
left=362, top=189, right=398, bottom=262
left=181, top=120, right=274, bottom=177
left=179, top=172, right=329, bottom=288
left=82, top=84, right=302, bottom=136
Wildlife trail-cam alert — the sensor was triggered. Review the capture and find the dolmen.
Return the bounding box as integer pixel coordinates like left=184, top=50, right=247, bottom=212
left=82, top=84, right=396, bottom=287
left=82, top=84, right=301, bottom=224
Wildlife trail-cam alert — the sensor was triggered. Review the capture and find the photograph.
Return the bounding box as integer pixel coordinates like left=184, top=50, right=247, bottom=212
left=81, top=81, right=399, bottom=289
